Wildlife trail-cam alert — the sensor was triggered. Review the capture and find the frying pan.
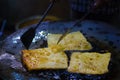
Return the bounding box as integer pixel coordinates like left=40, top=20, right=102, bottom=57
left=0, top=20, right=120, bottom=80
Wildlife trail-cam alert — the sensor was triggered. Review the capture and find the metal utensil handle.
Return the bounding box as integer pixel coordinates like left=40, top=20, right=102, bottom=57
left=0, top=20, right=7, bottom=32
left=0, top=20, right=7, bottom=36
left=66, top=0, right=106, bottom=31
left=35, top=0, right=56, bottom=30
left=57, top=11, right=91, bottom=44
left=57, top=1, right=100, bottom=44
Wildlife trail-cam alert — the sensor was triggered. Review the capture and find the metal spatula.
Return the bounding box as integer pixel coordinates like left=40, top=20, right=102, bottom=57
left=20, top=0, right=56, bottom=49
left=57, top=0, right=109, bottom=44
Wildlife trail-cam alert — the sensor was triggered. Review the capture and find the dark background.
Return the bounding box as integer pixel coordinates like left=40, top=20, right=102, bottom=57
left=0, top=0, right=70, bottom=31
left=0, top=0, right=120, bottom=35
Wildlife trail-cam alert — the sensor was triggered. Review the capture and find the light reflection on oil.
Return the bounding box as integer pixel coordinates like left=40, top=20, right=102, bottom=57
left=12, top=36, right=20, bottom=44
